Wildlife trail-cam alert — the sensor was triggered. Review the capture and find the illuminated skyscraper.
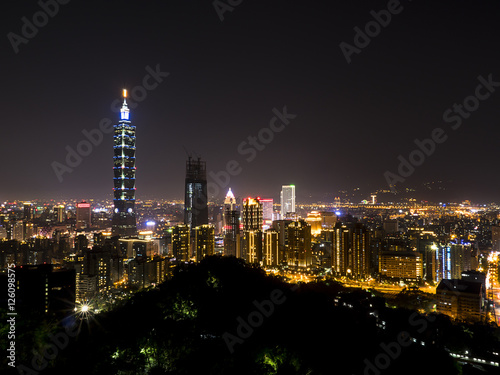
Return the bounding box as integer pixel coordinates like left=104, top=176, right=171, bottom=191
left=76, top=201, right=91, bottom=230
left=55, top=205, right=65, bottom=223
left=112, top=90, right=137, bottom=237
left=287, top=220, right=312, bottom=268
left=241, top=197, right=263, bottom=263
left=280, top=185, right=295, bottom=218
left=172, top=224, right=190, bottom=262
left=184, top=157, right=208, bottom=229
left=223, top=188, right=240, bottom=257
left=260, top=198, right=273, bottom=228
left=23, top=202, right=33, bottom=221
left=242, top=230, right=262, bottom=264
left=331, top=222, right=369, bottom=278
left=263, top=230, right=279, bottom=266
left=242, top=197, right=263, bottom=231
left=195, top=224, right=215, bottom=262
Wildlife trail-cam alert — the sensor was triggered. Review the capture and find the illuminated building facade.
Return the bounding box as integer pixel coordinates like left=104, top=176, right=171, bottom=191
left=83, top=247, right=111, bottom=293
left=242, top=230, right=262, bottom=264
left=195, top=224, right=215, bottom=262
left=287, top=220, right=312, bottom=268
left=263, top=230, right=279, bottom=266
left=436, top=279, right=484, bottom=321
left=305, top=211, right=322, bottom=235
left=23, top=202, right=33, bottom=220
left=55, top=205, right=65, bottom=223
left=112, top=90, right=137, bottom=237
left=414, top=232, right=438, bottom=282
left=76, top=201, right=91, bottom=230
left=280, top=185, right=295, bottom=218
left=260, top=198, right=273, bottom=228
left=320, top=212, right=337, bottom=229
left=128, top=256, right=169, bottom=288
left=184, top=157, right=208, bottom=229
left=172, top=224, right=190, bottom=262
left=379, top=251, right=423, bottom=281
left=242, top=197, right=263, bottom=263
left=492, top=225, right=500, bottom=251
left=332, top=222, right=369, bottom=278
left=242, top=197, right=263, bottom=231
left=436, top=243, right=473, bottom=282
left=272, top=219, right=293, bottom=264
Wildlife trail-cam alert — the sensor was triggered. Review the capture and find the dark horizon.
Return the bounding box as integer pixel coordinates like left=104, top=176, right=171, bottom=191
left=2, top=0, right=500, bottom=203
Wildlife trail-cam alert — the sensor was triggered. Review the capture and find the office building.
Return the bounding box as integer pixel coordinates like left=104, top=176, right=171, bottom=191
left=436, top=279, right=484, bottom=322
left=331, top=222, right=370, bottom=278
left=195, top=224, right=215, bottom=262
left=263, top=230, right=279, bottom=266
left=492, top=225, right=500, bottom=252
left=184, top=157, right=208, bottom=228
left=223, top=188, right=240, bottom=257
left=272, top=219, right=293, bottom=265
left=242, top=197, right=263, bottom=231
left=320, top=212, right=337, bottom=229
left=280, top=185, right=295, bottom=218
left=83, top=247, right=112, bottom=293
left=436, top=243, right=473, bottom=282
left=76, top=201, right=91, bottom=230
left=260, top=198, right=273, bottom=228
left=379, top=251, right=423, bottom=281
left=112, top=89, right=137, bottom=237
left=12, top=220, right=24, bottom=241
left=287, top=220, right=312, bottom=268
left=118, top=238, right=154, bottom=258
left=128, top=256, right=169, bottom=288
left=23, top=202, right=34, bottom=221
left=172, top=224, right=190, bottom=262
left=305, top=211, right=322, bottom=235
left=241, top=197, right=263, bottom=263
left=55, top=205, right=65, bottom=223
left=77, top=274, right=97, bottom=303
left=242, top=230, right=262, bottom=264
left=414, top=232, right=438, bottom=282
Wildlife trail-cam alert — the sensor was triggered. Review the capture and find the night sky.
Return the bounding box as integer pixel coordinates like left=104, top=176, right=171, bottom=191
left=2, top=0, right=500, bottom=203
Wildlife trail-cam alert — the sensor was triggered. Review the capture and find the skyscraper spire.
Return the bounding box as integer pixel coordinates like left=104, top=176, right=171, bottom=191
left=120, top=89, right=130, bottom=121
left=112, top=89, right=137, bottom=237
left=224, top=187, right=236, bottom=210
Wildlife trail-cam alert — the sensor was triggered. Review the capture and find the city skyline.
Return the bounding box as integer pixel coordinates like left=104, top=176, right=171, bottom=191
left=4, top=2, right=500, bottom=374
left=2, top=1, right=500, bottom=203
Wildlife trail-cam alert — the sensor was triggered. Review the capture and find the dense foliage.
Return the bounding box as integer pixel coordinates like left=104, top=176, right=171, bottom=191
left=3, top=256, right=499, bottom=374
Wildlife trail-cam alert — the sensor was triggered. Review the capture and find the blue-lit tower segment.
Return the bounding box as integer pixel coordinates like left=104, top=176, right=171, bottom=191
left=111, top=89, right=137, bottom=237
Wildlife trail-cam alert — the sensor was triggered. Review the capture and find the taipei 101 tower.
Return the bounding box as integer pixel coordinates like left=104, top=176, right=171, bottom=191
left=111, top=89, right=137, bottom=237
